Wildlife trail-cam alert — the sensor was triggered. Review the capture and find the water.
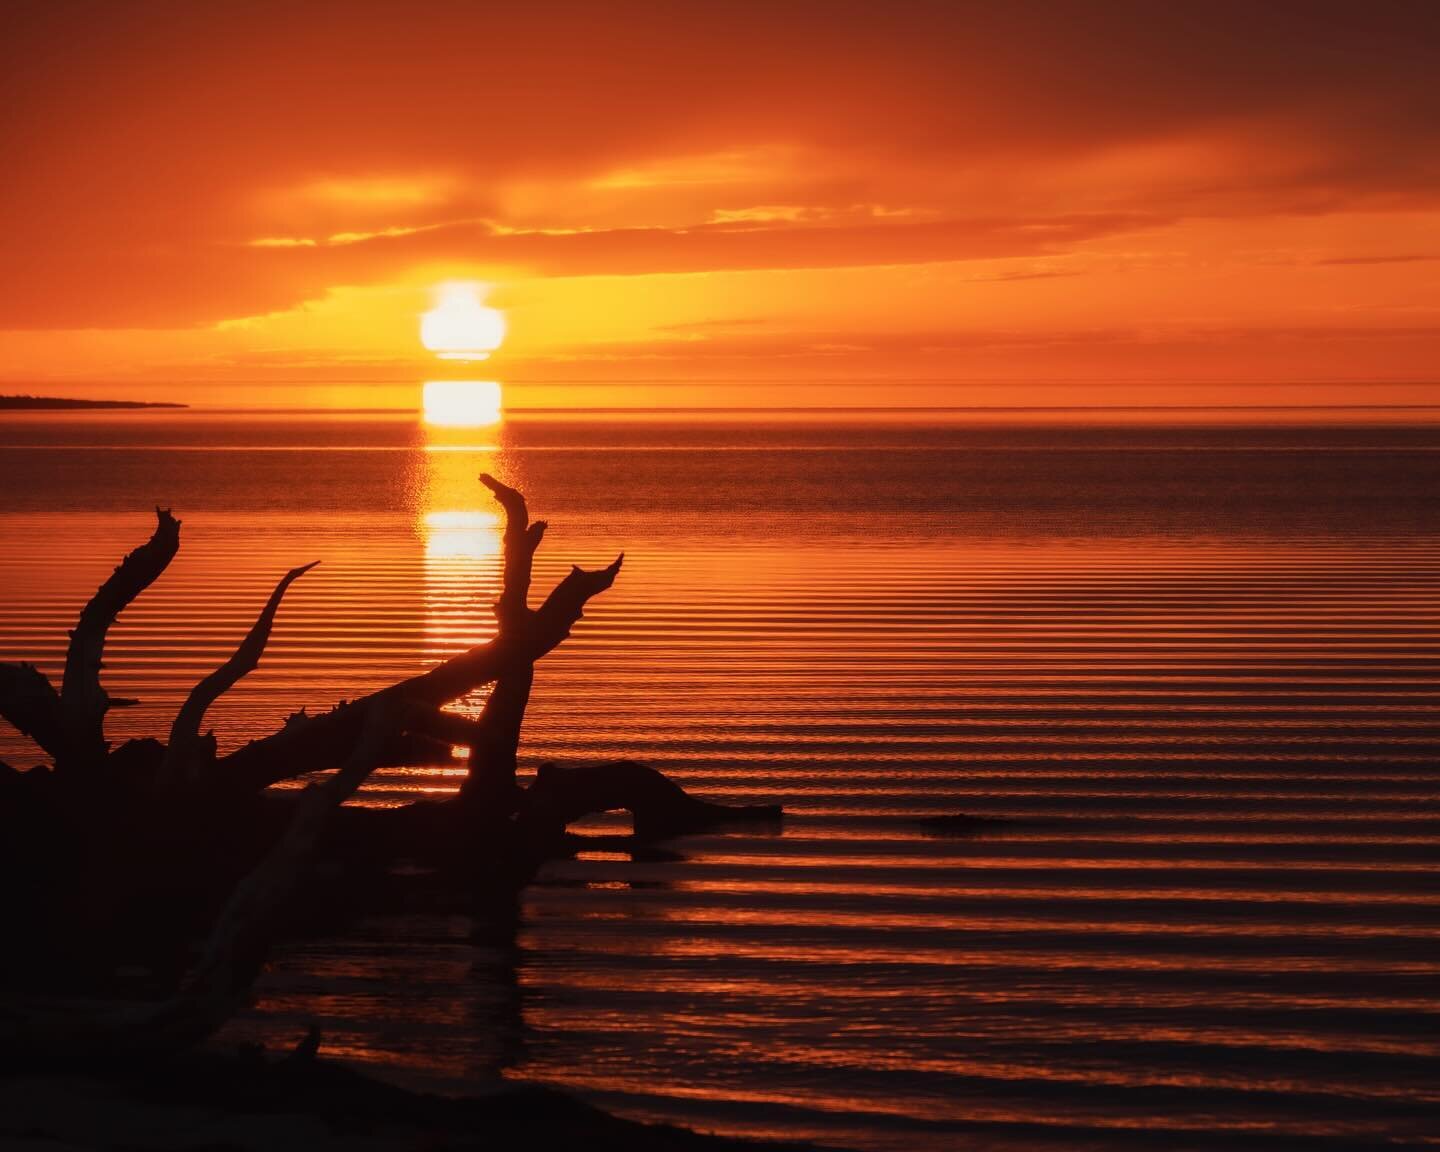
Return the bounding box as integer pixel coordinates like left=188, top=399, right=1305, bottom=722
left=2, top=409, right=1438, bottom=1149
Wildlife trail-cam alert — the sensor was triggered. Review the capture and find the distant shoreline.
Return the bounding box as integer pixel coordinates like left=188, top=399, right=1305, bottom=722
left=0, top=395, right=187, bottom=410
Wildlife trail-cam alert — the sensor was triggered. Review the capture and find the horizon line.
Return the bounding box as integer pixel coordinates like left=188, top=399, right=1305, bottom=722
left=16, top=402, right=1440, bottom=416
left=169, top=403, right=1440, bottom=412
left=4, top=378, right=1439, bottom=388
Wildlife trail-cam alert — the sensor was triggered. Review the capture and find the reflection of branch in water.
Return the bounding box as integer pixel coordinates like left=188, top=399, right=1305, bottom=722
left=469, top=916, right=527, bottom=1076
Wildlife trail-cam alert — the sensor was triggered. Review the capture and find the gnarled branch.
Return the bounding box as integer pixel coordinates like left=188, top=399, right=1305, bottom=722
left=215, top=481, right=621, bottom=797
left=3, top=702, right=395, bottom=1065
left=58, top=508, right=180, bottom=772
left=480, top=472, right=545, bottom=630
left=0, top=476, right=789, bottom=1076
left=461, top=474, right=547, bottom=805
left=159, top=561, right=319, bottom=791
left=130, top=699, right=394, bottom=1054
left=0, top=662, right=63, bottom=759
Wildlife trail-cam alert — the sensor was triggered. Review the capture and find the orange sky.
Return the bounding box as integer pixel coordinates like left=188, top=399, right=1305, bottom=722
left=1, top=0, right=1437, bottom=409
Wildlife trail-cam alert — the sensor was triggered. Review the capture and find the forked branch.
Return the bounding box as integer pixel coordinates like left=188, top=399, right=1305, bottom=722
left=215, top=479, right=621, bottom=796
left=464, top=473, right=546, bottom=798
left=0, top=479, right=782, bottom=1073
left=480, top=471, right=545, bottom=629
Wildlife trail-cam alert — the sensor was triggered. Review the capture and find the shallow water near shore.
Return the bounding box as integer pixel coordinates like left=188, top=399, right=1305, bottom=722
left=2, top=408, right=1438, bottom=1149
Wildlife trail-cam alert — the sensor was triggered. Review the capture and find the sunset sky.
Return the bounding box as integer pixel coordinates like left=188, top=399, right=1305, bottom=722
left=2, top=0, right=1438, bottom=409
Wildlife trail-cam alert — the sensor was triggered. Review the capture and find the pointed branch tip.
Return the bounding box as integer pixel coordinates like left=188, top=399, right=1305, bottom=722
left=479, top=473, right=527, bottom=519
left=160, top=557, right=321, bottom=788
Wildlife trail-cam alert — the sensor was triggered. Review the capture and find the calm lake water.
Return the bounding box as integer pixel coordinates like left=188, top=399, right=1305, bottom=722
left=2, top=409, right=1438, bottom=1149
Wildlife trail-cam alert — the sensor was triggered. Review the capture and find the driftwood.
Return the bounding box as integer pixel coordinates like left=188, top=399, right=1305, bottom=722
left=0, top=476, right=779, bottom=1068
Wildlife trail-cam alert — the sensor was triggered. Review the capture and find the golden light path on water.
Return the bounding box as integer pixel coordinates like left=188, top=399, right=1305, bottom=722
left=418, top=286, right=508, bottom=657
left=420, top=384, right=505, bottom=740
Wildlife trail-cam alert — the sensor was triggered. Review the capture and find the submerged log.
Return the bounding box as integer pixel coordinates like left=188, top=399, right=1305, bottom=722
left=0, top=476, right=779, bottom=1066
left=525, top=760, right=782, bottom=842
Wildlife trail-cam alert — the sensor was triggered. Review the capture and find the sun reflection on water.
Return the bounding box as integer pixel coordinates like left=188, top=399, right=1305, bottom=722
left=423, top=509, right=501, bottom=559
left=416, top=387, right=517, bottom=731
left=422, top=380, right=503, bottom=427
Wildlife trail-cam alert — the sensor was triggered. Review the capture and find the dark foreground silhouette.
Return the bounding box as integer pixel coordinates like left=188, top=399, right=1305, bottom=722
left=1, top=1052, right=816, bottom=1151
left=0, top=476, right=781, bottom=1142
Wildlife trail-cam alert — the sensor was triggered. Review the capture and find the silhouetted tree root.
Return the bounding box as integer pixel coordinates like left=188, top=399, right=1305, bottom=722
left=1, top=701, right=394, bottom=1069
left=0, top=477, right=779, bottom=1066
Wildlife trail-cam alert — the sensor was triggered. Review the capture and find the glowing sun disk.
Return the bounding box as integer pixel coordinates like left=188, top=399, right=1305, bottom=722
left=420, top=282, right=506, bottom=360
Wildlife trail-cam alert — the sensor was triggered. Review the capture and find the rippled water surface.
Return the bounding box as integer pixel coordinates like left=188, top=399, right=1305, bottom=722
left=2, top=410, right=1438, bottom=1149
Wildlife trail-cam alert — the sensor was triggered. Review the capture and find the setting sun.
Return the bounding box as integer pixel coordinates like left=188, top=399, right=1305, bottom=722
left=419, top=282, right=505, bottom=361
left=422, top=380, right=503, bottom=426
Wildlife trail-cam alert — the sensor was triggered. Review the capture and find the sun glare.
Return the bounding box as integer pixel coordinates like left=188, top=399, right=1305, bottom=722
left=422, top=509, right=502, bottom=558
left=422, top=380, right=503, bottom=426
left=420, top=281, right=506, bottom=360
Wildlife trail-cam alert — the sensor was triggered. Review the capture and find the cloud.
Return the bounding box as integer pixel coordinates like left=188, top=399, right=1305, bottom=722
left=0, top=212, right=1160, bottom=328
left=1, top=0, right=1438, bottom=332
left=1317, top=254, right=1438, bottom=267
left=492, top=321, right=1440, bottom=388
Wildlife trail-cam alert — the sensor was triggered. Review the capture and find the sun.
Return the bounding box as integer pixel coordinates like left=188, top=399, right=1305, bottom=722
left=420, top=282, right=505, bottom=361
left=423, top=380, right=503, bottom=426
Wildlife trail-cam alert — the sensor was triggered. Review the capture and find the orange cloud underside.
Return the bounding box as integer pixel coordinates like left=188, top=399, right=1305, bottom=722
left=1, top=1, right=1437, bottom=407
